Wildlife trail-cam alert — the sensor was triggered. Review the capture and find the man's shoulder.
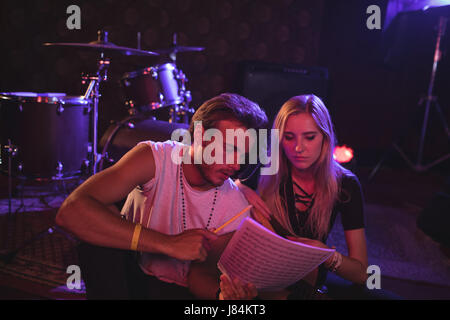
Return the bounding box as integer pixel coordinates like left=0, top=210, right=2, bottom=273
left=142, top=139, right=182, bottom=150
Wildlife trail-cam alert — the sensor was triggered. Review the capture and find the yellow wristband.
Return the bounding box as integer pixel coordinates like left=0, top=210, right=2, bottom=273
left=130, top=223, right=142, bottom=251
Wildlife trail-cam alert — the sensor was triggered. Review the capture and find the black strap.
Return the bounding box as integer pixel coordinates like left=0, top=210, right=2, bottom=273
left=282, top=166, right=301, bottom=235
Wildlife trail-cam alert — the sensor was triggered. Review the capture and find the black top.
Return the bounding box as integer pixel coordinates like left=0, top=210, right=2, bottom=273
left=244, top=171, right=365, bottom=243
left=242, top=169, right=366, bottom=290
left=288, top=173, right=365, bottom=242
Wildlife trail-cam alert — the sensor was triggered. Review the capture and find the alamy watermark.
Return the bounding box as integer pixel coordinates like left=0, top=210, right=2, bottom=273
left=366, top=264, right=381, bottom=290
left=170, top=121, right=280, bottom=176
left=366, top=5, right=381, bottom=30
left=66, top=5, right=81, bottom=30
left=66, top=264, right=81, bottom=290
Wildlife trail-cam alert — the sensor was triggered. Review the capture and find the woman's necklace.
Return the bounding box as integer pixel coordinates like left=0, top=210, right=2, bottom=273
left=179, top=164, right=218, bottom=231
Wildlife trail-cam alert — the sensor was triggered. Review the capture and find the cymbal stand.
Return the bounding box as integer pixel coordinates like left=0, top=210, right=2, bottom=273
left=82, top=44, right=110, bottom=175
left=369, top=16, right=450, bottom=180
left=4, top=139, right=18, bottom=217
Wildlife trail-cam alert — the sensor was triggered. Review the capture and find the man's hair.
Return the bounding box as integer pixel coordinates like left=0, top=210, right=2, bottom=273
left=188, top=93, right=268, bottom=137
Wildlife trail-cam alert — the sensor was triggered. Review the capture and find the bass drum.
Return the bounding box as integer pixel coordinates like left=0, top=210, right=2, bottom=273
left=98, top=116, right=189, bottom=171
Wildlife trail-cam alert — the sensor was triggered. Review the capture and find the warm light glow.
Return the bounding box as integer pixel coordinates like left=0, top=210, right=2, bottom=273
left=333, top=145, right=354, bottom=163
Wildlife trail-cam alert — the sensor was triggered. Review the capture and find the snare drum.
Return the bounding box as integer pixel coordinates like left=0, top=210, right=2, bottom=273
left=0, top=92, right=91, bottom=179
left=121, top=63, right=189, bottom=114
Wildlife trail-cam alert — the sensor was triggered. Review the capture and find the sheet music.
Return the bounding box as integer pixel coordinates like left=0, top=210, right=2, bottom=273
left=218, top=217, right=335, bottom=291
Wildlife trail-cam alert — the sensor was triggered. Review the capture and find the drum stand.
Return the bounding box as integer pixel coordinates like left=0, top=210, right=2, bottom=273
left=82, top=39, right=111, bottom=175
left=169, top=104, right=194, bottom=124
left=4, top=140, right=17, bottom=216
left=369, top=16, right=450, bottom=180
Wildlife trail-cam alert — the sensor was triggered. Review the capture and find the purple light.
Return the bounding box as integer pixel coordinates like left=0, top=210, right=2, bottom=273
left=385, top=0, right=450, bottom=29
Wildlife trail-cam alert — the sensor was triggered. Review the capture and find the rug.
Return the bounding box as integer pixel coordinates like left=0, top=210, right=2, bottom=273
left=0, top=205, right=86, bottom=297
left=328, top=203, right=450, bottom=287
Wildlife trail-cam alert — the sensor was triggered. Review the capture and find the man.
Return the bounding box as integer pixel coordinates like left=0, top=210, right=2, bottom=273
left=56, top=93, right=268, bottom=299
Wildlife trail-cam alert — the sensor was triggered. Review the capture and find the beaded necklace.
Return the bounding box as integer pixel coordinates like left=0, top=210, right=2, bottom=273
left=179, top=164, right=219, bottom=231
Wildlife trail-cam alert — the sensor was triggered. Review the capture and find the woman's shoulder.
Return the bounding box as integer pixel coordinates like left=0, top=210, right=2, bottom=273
left=337, top=170, right=363, bottom=202
left=339, top=170, right=361, bottom=189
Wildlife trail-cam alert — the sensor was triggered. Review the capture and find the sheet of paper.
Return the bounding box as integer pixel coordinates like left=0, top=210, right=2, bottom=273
left=218, top=217, right=335, bottom=291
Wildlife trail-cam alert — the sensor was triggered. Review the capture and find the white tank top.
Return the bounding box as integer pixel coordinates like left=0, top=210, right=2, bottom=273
left=121, top=140, right=249, bottom=287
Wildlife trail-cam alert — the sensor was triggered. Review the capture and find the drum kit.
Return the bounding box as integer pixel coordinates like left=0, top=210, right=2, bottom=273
left=0, top=30, right=200, bottom=188
left=0, top=30, right=204, bottom=262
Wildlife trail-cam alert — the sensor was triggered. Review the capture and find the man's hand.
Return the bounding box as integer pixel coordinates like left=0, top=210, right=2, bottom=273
left=166, top=229, right=219, bottom=262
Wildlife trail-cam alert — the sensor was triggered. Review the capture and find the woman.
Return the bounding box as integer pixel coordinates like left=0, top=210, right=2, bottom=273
left=219, top=94, right=368, bottom=300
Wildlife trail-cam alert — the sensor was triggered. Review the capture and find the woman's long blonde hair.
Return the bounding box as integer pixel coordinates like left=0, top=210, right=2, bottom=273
left=258, top=94, right=351, bottom=240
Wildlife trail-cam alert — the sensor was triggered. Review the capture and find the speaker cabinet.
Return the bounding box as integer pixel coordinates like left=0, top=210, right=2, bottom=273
left=238, top=60, right=329, bottom=125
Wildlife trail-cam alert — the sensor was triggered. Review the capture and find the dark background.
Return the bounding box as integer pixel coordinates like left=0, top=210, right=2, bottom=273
left=1, top=0, right=449, bottom=171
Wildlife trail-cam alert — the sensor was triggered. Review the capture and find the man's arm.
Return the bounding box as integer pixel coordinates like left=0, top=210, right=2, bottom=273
left=187, top=232, right=234, bottom=299
left=56, top=143, right=217, bottom=261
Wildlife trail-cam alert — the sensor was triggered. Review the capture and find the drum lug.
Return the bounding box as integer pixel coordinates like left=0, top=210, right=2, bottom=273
left=87, top=143, right=93, bottom=154
left=81, top=159, right=90, bottom=175
left=57, top=103, right=65, bottom=115
left=184, top=90, right=192, bottom=104
left=4, top=143, right=19, bottom=157
left=54, top=161, right=64, bottom=179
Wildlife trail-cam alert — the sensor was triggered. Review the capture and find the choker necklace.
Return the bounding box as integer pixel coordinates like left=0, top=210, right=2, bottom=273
left=179, top=164, right=219, bottom=231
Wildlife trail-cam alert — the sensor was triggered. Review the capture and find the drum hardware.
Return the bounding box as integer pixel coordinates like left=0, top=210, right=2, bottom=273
left=43, top=30, right=159, bottom=57
left=154, top=33, right=205, bottom=64
left=53, top=161, right=64, bottom=180
left=369, top=16, right=450, bottom=179
left=81, top=56, right=110, bottom=175
left=44, top=30, right=162, bottom=174
left=56, top=104, right=64, bottom=115
left=137, top=31, right=142, bottom=50
left=4, top=140, right=18, bottom=216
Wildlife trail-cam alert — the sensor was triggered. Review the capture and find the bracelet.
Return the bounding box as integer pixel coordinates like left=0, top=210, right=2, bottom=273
left=326, top=251, right=337, bottom=270
left=329, top=251, right=343, bottom=272
left=130, top=223, right=142, bottom=251
left=333, top=252, right=343, bottom=272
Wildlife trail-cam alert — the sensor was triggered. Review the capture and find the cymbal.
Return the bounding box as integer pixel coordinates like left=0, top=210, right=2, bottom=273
left=154, top=45, right=205, bottom=55
left=43, top=41, right=159, bottom=56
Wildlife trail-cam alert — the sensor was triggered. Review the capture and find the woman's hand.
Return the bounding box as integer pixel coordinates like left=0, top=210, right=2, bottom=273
left=287, top=236, right=335, bottom=267
left=219, top=274, right=258, bottom=300
left=235, top=179, right=271, bottom=219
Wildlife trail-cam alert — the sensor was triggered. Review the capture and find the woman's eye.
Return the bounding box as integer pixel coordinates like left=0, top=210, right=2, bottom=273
left=284, top=135, right=294, bottom=141
left=306, top=135, right=316, bottom=141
